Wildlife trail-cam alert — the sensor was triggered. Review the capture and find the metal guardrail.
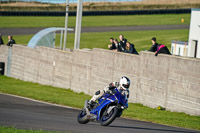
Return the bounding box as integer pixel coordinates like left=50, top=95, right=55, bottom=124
left=0, top=8, right=191, bottom=16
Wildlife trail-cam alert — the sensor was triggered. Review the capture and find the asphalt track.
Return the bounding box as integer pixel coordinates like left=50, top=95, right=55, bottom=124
left=0, top=24, right=189, bottom=36
left=0, top=93, right=199, bottom=133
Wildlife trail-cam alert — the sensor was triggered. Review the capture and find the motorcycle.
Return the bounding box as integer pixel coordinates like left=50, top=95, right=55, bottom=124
left=77, top=88, right=128, bottom=126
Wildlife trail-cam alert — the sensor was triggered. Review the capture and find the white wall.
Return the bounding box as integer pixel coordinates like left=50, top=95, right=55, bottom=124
left=188, top=8, right=200, bottom=58
left=171, top=41, right=188, bottom=56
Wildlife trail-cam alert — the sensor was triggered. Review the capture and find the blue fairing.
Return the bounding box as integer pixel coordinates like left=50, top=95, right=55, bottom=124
left=90, top=88, right=128, bottom=121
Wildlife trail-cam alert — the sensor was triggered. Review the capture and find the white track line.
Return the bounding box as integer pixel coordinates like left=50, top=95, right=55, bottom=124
left=0, top=92, right=80, bottom=110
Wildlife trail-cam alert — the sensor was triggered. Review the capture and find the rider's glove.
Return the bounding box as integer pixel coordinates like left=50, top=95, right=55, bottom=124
left=108, top=86, right=115, bottom=91
left=106, top=90, right=112, bottom=94
left=109, top=83, right=114, bottom=87
left=109, top=82, right=119, bottom=88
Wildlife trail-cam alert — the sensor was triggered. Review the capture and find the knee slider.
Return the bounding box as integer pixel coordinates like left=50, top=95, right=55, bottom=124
left=95, top=90, right=101, bottom=95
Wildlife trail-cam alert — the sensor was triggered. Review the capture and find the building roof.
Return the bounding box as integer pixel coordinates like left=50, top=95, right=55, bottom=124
left=171, top=40, right=188, bottom=45
left=192, top=8, right=200, bottom=11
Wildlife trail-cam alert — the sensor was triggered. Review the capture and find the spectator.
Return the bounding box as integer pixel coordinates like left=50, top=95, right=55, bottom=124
left=114, top=38, right=124, bottom=52
left=108, top=37, right=116, bottom=50
left=7, top=35, right=16, bottom=47
left=113, top=39, right=120, bottom=52
left=155, top=44, right=171, bottom=56
left=119, top=34, right=127, bottom=52
left=0, top=34, right=4, bottom=45
left=148, top=37, right=159, bottom=52
left=125, top=42, right=139, bottom=55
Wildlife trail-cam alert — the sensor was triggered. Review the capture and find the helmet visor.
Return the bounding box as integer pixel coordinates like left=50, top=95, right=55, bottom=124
left=123, top=84, right=129, bottom=89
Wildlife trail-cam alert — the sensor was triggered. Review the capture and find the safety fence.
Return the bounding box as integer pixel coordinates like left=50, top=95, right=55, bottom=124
left=0, top=8, right=191, bottom=16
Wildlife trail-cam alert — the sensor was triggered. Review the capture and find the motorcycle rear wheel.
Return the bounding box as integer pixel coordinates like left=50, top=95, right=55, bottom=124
left=100, top=106, right=118, bottom=126
left=77, top=109, right=89, bottom=124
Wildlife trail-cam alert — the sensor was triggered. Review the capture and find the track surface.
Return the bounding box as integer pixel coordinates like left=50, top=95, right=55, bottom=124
left=0, top=24, right=189, bottom=36
left=0, top=93, right=199, bottom=133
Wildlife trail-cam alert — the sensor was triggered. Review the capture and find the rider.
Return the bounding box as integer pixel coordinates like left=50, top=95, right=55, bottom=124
left=88, top=76, right=130, bottom=109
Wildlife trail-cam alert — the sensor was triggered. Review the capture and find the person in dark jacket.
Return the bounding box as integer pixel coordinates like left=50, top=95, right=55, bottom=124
left=108, top=37, right=117, bottom=50
left=125, top=42, right=139, bottom=55
left=155, top=44, right=171, bottom=56
left=0, top=34, right=4, bottom=45
left=119, top=34, right=127, bottom=52
left=7, top=35, right=16, bottom=47
left=114, top=38, right=124, bottom=52
left=148, top=37, right=159, bottom=52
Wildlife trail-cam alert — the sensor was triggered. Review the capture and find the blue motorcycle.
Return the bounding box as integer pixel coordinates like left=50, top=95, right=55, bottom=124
left=77, top=88, right=128, bottom=126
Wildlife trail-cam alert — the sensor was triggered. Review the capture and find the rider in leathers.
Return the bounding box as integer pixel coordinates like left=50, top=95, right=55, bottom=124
left=88, top=76, right=130, bottom=109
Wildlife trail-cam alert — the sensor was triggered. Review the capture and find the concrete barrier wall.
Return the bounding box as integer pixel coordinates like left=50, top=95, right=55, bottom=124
left=0, top=45, right=8, bottom=75
left=138, top=52, right=200, bottom=115
left=0, top=45, right=199, bottom=115
left=71, top=49, right=92, bottom=94
left=11, top=45, right=40, bottom=82
left=167, top=56, right=200, bottom=115
left=137, top=52, right=169, bottom=108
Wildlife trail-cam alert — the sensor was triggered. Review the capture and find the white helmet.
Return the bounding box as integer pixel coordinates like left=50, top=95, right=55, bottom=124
left=119, top=76, right=130, bottom=90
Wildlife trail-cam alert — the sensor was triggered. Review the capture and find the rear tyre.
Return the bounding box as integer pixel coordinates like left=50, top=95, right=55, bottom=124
left=77, top=109, right=89, bottom=124
left=100, top=106, right=118, bottom=126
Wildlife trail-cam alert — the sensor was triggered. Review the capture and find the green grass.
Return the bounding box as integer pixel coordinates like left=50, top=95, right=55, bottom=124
left=123, top=104, right=200, bottom=130
left=2, top=29, right=189, bottom=51
left=0, top=14, right=190, bottom=28
left=0, top=75, right=199, bottom=131
left=0, top=76, right=91, bottom=108
left=0, top=126, right=65, bottom=133
left=0, top=14, right=190, bottom=51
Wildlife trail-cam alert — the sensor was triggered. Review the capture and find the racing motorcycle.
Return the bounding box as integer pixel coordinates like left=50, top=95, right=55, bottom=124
left=77, top=88, right=128, bottom=126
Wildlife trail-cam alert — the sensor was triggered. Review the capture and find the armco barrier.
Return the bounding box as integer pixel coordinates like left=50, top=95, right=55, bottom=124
left=0, top=45, right=199, bottom=115
left=0, top=9, right=191, bottom=16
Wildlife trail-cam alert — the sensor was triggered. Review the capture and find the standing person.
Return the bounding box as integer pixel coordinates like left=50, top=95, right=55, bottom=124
left=125, top=42, right=139, bottom=55
left=148, top=37, right=159, bottom=52
left=0, top=34, right=4, bottom=45
left=118, top=35, right=127, bottom=52
left=7, top=35, right=16, bottom=47
left=108, top=37, right=116, bottom=50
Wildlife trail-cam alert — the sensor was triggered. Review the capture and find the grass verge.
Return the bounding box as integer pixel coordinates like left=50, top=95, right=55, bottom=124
left=0, top=75, right=199, bottom=130
left=0, top=126, right=65, bottom=133
left=0, top=76, right=91, bottom=108
left=0, top=14, right=190, bottom=28
left=1, top=29, right=189, bottom=52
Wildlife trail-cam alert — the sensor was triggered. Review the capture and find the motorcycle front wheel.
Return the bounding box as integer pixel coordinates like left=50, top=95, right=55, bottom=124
left=100, top=106, right=118, bottom=126
left=77, top=109, right=89, bottom=124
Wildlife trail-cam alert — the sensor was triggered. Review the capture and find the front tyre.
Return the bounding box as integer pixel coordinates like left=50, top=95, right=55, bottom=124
left=77, top=109, right=89, bottom=124
left=100, top=106, right=118, bottom=126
